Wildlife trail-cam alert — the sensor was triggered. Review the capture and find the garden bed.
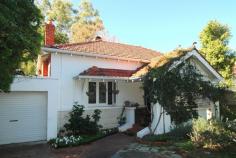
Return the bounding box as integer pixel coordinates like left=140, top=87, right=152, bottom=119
left=49, top=128, right=118, bottom=148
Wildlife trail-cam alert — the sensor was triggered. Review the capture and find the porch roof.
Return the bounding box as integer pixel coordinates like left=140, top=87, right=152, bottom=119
left=73, top=66, right=141, bottom=81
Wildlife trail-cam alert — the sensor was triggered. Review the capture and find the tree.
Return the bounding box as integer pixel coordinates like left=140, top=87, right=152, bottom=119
left=36, top=0, right=74, bottom=32
left=199, top=20, right=236, bottom=86
left=71, top=0, right=104, bottom=42
left=47, top=0, right=74, bottom=32
left=0, top=0, right=42, bottom=92
left=36, top=0, right=73, bottom=44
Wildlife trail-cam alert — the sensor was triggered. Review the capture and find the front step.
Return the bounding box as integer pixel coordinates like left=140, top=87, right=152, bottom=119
left=124, top=124, right=144, bottom=136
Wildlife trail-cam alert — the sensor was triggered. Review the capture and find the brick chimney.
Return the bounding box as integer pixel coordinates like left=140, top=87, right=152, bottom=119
left=45, top=21, right=55, bottom=46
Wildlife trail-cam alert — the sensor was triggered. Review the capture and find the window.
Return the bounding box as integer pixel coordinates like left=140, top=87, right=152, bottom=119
left=88, top=82, right=96, bottom=104
left=108, top=82, right=113, bottom=105
left=88, top=81, right=117, bottom=105
left=99, top=82, right=106, bottom=103
left=113, top=82, right=117, bottom=104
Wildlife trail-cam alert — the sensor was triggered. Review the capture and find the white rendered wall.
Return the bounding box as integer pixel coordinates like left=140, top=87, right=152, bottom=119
left=49, top=53, right=144, bottom=130
left=151, top=102, right=171, bottom=135
left=50, top=53, right=143, bottom=111
left=10, top=76, right=60, bottom=140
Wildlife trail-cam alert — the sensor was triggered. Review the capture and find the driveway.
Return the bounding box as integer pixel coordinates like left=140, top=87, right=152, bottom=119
left=0, top=133, right=135, bottom=158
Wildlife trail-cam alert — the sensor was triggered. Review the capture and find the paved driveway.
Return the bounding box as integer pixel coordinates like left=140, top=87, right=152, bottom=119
left=0, top=133, right=135, bottom=158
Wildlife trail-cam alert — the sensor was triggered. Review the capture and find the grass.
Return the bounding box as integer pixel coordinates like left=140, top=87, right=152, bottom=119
left=174, top=140, right=195, bottom=151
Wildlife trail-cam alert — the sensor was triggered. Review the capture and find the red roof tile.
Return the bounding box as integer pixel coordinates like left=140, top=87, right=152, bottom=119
left=54, top=40, right=161, bottom=61
left=79, top=66, right=136, bottom=77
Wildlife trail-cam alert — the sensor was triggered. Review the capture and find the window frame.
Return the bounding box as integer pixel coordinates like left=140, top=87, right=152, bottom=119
left=98, top=82, right=107, bottom=104
left=87, top=81, right=117, bottom=106
left=88, top=82, right=97, bottom=104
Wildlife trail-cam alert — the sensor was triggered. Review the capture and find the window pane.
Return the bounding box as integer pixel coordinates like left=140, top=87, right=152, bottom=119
left=108, top=82, right=113, bottom=105
left=88, top=82, right=96, bottom=104
left=113, top=82, right=116, bottom=104
left=99, top=82, right=106, bottom=103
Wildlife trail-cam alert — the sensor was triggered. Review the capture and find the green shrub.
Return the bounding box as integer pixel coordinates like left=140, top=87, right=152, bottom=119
left=168, top=123, right=192, bottom=140
left=190, top=118, right=236, bottom=150
left=142, top=123, right=192, bottom=142
left=174, top=140, right=195, bottom=151
left=225, top=120, right=236, bottom=133
left=143, top=134, right=170, bottom=142
left=64, top=103, right=102, bottom=135
left=49, top=127, right=118, bottom=148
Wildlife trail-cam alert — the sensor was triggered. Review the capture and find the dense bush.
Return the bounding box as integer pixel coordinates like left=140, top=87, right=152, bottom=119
left=190, top=118, right=236, bottom=150
left=168, top=123, right=192, bottom=140
left=64, top=103, right=102, bottom=135
left=143, top=123, right=192, bottom=142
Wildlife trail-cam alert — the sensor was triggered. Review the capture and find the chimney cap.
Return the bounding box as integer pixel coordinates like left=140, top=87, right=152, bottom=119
left=94, top=36, right=102, bottom=41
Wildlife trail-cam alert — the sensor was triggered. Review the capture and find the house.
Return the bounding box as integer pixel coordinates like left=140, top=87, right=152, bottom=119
left=0, top=21, right=222, bottom=145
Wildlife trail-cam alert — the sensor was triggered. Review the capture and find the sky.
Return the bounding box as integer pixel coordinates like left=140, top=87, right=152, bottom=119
left=72, top=0, right=236, bottom=53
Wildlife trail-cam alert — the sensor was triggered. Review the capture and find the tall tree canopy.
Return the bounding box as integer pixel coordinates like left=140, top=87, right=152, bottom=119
left=199, top=20, right=236, bottom=86
left=71, top=0, right=104, bottom=42
left=0, top=0, right=42, bottom=91
left=36, top=0, right=74, bottom=44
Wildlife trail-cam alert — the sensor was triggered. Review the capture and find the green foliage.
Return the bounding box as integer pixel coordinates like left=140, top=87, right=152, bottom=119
left=49, top=127, right=118, bottom=148
left=71, top=0, right=104, bottom=42
left=64, top=103, right=102, bottom=135
left=190, top=118, right=236, bottom=150
left=142, top=134, right=170, bottom=142
left=168, top=123, right=192, bottom=140
left=20, top=60, right=37, bottom=76
left=143, top=54, right=223, bottom=124
left=200, top=20, right=236, bottom=86
left=55, top=31, right=69, bottom=44
left=0, top=0, right=42, bottom=91
left=174, top=140, right=195, bottom=151
left=143, top=123, right=192, bottom=142
left=220, top=104, right=236, bottom=121
left=36, top=0, right=74, bottom=32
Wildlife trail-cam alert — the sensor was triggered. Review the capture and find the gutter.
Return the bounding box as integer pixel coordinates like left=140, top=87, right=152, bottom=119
left=42, top=47, right=151, bottom=63
left=73, top=75, right=142, bottom=82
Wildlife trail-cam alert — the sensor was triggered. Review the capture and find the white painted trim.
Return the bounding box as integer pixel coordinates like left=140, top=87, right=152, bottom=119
left=42, top=47, right=150, bottom=63
left=74, top=75, right=130, bottom=81
left=58, top=106, right=123, bottom=111
left=14, top=75, right=58, bottom=80
left=169, top=49, right=223, bottom=81
left=192, top=51, right=223, bottom=81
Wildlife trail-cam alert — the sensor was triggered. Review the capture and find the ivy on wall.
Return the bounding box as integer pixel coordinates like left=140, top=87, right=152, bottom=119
left=143, top=49, right=224, bottom=124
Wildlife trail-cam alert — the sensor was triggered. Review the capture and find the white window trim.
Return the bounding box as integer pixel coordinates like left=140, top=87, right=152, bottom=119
left=88, top=81, right=116, bottom=106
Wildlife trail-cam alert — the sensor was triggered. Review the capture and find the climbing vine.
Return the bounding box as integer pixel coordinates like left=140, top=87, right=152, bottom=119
left=143, top=51, right=224, bottom=124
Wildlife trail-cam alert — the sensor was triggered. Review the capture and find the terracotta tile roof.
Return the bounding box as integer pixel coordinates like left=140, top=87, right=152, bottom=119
left=79, top=66, right=136, bottom=77
left=131, top=47, right=196, bottom=78
left=54, top=40, right=161, bottom=61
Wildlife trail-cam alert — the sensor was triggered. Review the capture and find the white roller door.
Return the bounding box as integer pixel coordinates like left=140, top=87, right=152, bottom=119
left=0, top=92, right=47, bottom=144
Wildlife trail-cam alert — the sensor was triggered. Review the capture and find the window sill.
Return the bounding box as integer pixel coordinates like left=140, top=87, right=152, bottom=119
left=84, top=105, right=123, bottom=110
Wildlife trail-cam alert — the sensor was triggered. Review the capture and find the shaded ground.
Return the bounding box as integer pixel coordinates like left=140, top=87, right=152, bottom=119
left=1, top=133, right=234, bottom=158
left=0, top=133, right=135, bottom=158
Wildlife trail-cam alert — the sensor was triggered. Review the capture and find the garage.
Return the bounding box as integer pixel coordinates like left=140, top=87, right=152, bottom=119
left=0, top=92, right=47, bottom=145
